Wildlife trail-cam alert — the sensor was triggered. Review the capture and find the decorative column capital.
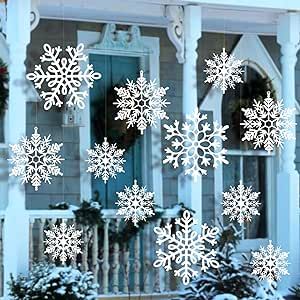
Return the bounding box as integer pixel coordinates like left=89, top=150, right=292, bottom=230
left=165, top=5, right=202, bottom=64
left=165, top=5, right=184, bottom=63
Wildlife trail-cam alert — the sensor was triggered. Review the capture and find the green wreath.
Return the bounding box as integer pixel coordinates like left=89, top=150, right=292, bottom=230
left=0, top=58, right=8, bottom=116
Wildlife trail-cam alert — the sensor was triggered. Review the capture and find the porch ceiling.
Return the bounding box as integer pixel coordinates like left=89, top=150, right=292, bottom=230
left=37, top=0, right=294, bottom=35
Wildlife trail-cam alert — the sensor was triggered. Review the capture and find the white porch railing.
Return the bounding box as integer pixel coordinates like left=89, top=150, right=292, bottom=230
left=22, top=208, right=180, bottom=297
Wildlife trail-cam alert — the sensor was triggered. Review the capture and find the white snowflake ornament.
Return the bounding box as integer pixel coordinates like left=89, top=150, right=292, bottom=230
left=241, top=91, right=296, bottom=153
left=116, top=179, right=155, bottom=227
left=153, top=210, right=219, bottom=285
left=114, top=70, right=170, bottom=135
left=44, top=221, right=82, bottom=264
left=222, top=181, right=261, bottom=225
left=8, top=127, right=64, bottom=191
left=27, top=43, right=101, bottom=110
left=204, top=48, right=243, bottom=94
left=251, top=240, right=289, bottom=282
left=86, top=137, right=126, bottom=184
left=163, top=108, right=229, bottom=181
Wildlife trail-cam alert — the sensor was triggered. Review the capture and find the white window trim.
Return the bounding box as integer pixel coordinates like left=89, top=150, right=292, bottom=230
left=200, top=34, right=285, bottom=250
left=77, top=25, right=163, bottom=206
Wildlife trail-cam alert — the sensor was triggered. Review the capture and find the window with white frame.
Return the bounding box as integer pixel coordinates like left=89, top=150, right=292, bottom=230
left=222, top=65, right=274, bottom=239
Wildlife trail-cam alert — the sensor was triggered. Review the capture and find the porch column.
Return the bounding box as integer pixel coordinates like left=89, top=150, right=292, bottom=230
left=178, top=5, right=202, bottom=223
left=276, top=12, right=300, bottom=290
left=4, top=0, right=31, bottom=296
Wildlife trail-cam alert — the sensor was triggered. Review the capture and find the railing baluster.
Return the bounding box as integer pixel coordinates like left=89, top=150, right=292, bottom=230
left=92, top=224, right=99, bottom=284
left=29, top=218, right=34, bottom=269
left=154, top=218, right=162, bottom=293
left=164, top=217, right=171, bottom=292
left=82, top=225, right=89, bottom=271
left=112, top=219, right=120, bottom=294
left=143, top=223, right=151, bottom=293
left=102, top=218, right=110, bottom=294
left=38, top=218, right=46, bottom=261
left=134, top=231, right=141, bottom=293
left=123, top=245, right=130, bottom=294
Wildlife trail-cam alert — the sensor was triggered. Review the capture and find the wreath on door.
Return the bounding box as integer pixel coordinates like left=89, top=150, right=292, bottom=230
left=0, top=58, right=8, bottom=116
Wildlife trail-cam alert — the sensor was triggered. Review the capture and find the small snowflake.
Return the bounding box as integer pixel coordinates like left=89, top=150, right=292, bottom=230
left=163, top=108, right=229, bottom=181
left=116, top=179, right=155, bottom=227
left=8, top=127, right=64, bottom=191
left=44, top=221, right=82, bottom=264
left=241, top=91, right=296, bottom=153
left=27, top=43, right=101, bottom=110
left=204, top=48, right=243, bottom=94
left=251, top=240, right=289, bottom=282
left=153, top=210, right=219, bottom=285
left=222, top=181, right=261, bottom=225
left=86, top=137, right=126, bottom=184
left=114, top=70, right=170, bottom=135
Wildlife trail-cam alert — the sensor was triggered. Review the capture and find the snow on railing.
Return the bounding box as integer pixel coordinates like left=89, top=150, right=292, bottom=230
left=26, top=208, right=181, bottom=296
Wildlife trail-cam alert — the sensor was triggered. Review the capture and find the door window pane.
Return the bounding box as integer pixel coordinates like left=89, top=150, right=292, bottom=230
left=89, top=54, right=142, bottom=208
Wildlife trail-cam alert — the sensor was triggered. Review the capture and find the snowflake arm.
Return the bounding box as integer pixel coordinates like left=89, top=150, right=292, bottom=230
left=163, top=108, right=228, bottom=181
left=153, top=210, right=219, bottom=285
left=44, top=221, right=82, bottom=264
left=8, top=127, right=64, bottom=191
left=204, top=48, right=243, bottom=94
left=86, top=137, right=126, bottom=183
left=27, top=43, right=101, bottom=110
left=114, top=70, right=170, bottom=134
left=116, top=179, right=155, bottom=227
left=251, top=240, right=289, bottom=282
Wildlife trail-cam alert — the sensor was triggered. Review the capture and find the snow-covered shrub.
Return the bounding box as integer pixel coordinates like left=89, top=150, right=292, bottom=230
left=8, top=262, right=98, bottom=299
left=176, top=222, right=283, bottom=300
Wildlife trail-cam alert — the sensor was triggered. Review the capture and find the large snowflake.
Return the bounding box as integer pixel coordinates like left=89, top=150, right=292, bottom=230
left=113, top=70, right=170, bottom=135
left=241, top=91, right=295, bottom=153
left=163, top=108, right=229, bottom=181
left=222, top=181, right=261, bottom=225
left=86, top=137, right=126, bottom=184
left=116, top=179, right=155, bottom=227
left=44, top=221, right=82, bottom=264
left=204, top=48, right=243, bottom=94
left=153, top=210, right=219, bottom=285
left=251, top=240, right=289, bottom=282
left=26, top=43, right=101, bottom=110
left=8, top=127, right=64, bottom=191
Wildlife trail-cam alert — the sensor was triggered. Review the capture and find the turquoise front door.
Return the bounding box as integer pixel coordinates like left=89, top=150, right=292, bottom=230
left=89, top=54, right=142, bottom=208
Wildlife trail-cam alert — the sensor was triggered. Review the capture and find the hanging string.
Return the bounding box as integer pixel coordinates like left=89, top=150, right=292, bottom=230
left=61, top=0, right=65, bottom=206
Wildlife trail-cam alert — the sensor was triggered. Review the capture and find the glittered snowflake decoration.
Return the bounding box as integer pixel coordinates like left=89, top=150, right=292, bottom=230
left=163, top=108, right=229, bottom=181
left=251, top=240, right=289, bottom=282
left=8, top=127, right=64, bottom=191
left=241, top=91, right=296, bottom=153
left=86, top=137, right=126, bottom=184
left=116, top=179, right=155, bottom=227
left=114, top=70, right=170, bottom=135
left=153, top=210, right=219, bottom=285
left=44, top=221, right=82, bottom=264
left=27, top=43, right=101, bottom=110
left=204, top=48, right=243, bottom=94
left=222, top=181, right=261, bottom=225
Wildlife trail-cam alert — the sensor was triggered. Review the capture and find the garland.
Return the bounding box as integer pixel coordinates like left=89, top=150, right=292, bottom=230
left=0, top=58, right=8, bottom=116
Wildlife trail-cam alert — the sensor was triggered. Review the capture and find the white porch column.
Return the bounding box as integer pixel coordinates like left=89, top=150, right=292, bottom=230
left=178, top=5, right=202, bottom=223
left=4, top=0, right=31, bottom=296
left=276, top=12, right=300, bottom=290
